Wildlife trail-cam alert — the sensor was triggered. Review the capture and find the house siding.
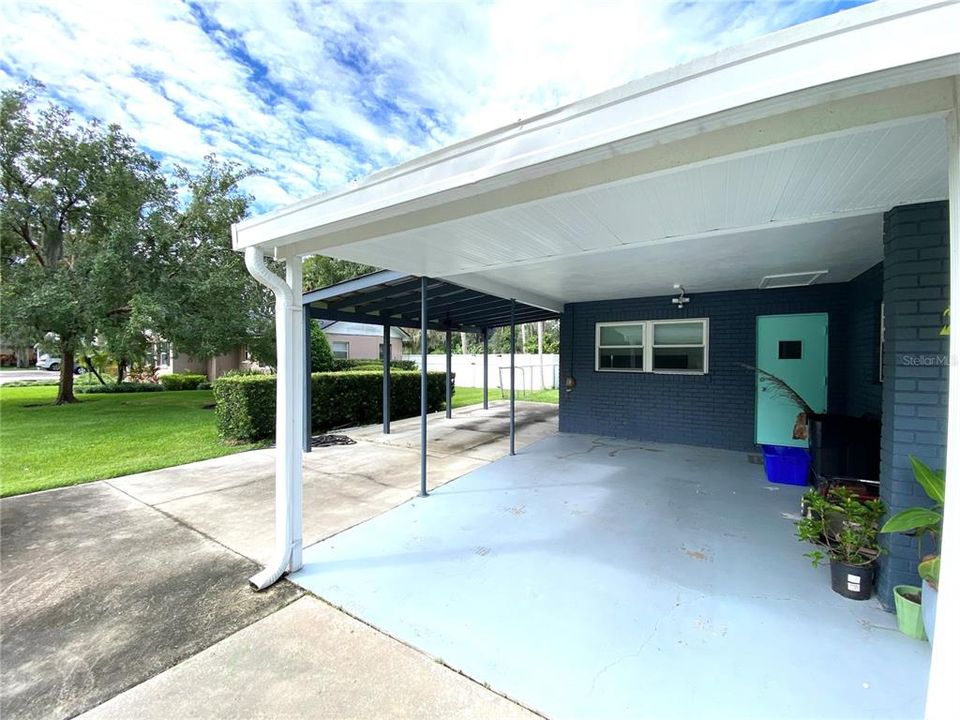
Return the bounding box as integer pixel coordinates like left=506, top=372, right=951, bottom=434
left=559, top=281, right=880, bottom=452
left=876, top=200, right=949, bottom=609
left=324, top=334, right=403, bottom=360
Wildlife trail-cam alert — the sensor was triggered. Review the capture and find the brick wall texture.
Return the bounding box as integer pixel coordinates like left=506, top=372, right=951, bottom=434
left=876, top=201, right=949, bottom=608
left=559, top=274, right=882, bottom=451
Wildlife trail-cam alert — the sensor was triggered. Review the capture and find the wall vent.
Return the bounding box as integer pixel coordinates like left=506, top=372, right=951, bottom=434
left=759, top=271, right=828, bottom=289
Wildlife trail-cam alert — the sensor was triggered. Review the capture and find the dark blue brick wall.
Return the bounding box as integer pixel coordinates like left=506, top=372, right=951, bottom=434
left=559, top=281, right=881, bottom=452
left=845, top=263, right=884, bottom=419
left=876, top=201, right=949, bottom=609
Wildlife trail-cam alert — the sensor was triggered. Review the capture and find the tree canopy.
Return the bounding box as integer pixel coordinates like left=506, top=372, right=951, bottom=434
left=0, top=84, right=271, bottom=403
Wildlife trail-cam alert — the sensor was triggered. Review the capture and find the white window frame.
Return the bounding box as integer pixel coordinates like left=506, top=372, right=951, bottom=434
left=332, top=341, right=350, bottom=359
left=595, top=318, right=709, bottom=375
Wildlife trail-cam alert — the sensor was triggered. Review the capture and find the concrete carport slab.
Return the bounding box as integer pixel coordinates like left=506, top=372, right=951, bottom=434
left=109, top=401, right=557, bottom=563
left=0, top=482, right=302, bottom=720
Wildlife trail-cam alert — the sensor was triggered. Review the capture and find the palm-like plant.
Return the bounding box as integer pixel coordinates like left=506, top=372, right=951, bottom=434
left=880, top=456, right=944, bottom=588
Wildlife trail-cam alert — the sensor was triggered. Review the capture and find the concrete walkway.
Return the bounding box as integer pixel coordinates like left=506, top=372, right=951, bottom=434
left=1, top=401, right=553, bottom=720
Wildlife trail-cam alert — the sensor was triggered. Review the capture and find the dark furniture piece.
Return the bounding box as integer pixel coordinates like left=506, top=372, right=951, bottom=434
left=807, top=414, right=881, bottom=500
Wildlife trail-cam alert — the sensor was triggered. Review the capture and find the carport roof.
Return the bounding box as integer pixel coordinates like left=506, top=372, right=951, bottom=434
left=304, top=271, right=559, bottom=332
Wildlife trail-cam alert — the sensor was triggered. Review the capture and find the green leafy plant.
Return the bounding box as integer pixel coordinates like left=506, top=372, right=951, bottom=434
left=77, top=382, right=163, bottom=394
left=158, top=373, right=207, bottom=391
left=212, top=370, right=449, bottom=442
left=796, top=487, right=885, bottom=567
left=880, top=456, right=944, bottom=588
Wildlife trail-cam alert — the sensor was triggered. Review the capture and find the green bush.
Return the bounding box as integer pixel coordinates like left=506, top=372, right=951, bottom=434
left=159, top=373, right=207, bottom=391
left=213, top=370, right=450, bottom=442
left=78, top=382, right=163, bottom=394
left=221, top=368, right=268, bottom=378
left=197, top=381, right=212, bottom=390
left=311, top=325, right=335, bottom=372
left=332, top=358, right=417, bottom=372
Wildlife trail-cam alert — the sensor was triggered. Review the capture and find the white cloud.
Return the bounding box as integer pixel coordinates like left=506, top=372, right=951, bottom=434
left=0, top=0, right=868, bottom=213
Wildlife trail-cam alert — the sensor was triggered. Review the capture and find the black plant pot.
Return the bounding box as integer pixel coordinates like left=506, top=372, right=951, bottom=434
left=830, top=560, right=874, bottom=600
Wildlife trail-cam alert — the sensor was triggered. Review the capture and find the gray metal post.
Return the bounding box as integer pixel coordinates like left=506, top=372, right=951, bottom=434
left=482, top=327, right=489, bottom=410
left=510, top=300, right=516, bottom=456
left=420, top=277, right=428, bottom=497
left=303, top=314, right=312, bottom=453
left=445, top=328, right=452, bottom=419
left=382, top=322, right=391, bottom=434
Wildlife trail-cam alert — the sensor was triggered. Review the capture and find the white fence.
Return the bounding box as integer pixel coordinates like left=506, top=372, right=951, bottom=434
left=402, top=353, right=559, bottom=392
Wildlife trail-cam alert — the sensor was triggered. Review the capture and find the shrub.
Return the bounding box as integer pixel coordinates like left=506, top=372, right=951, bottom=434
left=78, top=382, right=163, bottom=394
left=332, top=358, right=417, bottom=372
left=159, top=373, right=207, bottom=391
left=311, top=324, right=335, bottom=372
left=221, top=368, right=268, bottom=378
left=213, top=370, right=450, bottom=442
left=197, top=381, right=212, bottom=390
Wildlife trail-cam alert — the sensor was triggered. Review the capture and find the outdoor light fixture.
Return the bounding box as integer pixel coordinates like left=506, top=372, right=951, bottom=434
left=672, top=283, right=690, bottom=308
left=565, top=376, right=577, bottom=392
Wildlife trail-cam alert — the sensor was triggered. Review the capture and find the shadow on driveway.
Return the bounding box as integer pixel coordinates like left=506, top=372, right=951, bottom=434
left=0, top=483, right=302, bottom=720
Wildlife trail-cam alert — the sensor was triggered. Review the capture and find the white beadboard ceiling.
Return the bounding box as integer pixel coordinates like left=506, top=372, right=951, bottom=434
left=321, top=115, right=947, bottom=306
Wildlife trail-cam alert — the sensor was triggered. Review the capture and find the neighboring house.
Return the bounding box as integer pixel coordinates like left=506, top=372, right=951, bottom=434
left=318, top=321, right=408, bottom=360
left=150, top=340, right=257, bottom=380
left=0, top=338, right=36, bottom=368
left=150, top=322, right=407, bottom=379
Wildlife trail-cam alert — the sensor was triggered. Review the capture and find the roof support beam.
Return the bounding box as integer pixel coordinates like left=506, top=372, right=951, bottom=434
left=359, top=285, right=479, bottom=316
left=306, top=305, right=480, bottom=333
left=303, top=270, right=408, bottom=304
left=325, top=278, right=429, bottom=311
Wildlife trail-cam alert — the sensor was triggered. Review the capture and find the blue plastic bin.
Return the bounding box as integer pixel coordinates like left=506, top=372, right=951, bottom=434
left=761, top=445, right=811, bottom=486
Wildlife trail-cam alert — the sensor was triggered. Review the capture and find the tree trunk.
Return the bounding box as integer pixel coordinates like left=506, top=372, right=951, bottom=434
left=56, top=347, right=77, bottom=404
left=520, top=323, right=527, bottom=352
left=460, top=332, right=468, bottom=355
left=117, top=359, right=127, bottom=383
left=85, top=356, right=107, bottom=386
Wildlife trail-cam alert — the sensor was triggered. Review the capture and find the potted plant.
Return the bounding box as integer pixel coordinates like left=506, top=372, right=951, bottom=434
left=880, top=456, right=944, bottom=641
left=892, top=584, right=926, bottom=640
left=796, top=486, right=885, bottom=600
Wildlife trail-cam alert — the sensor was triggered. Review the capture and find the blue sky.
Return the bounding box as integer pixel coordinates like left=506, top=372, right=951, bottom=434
left=0, top=0, right=869, bottom=212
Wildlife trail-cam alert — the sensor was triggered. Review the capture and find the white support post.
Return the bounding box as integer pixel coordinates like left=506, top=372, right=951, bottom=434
left=286, top=257, right=305, bottom=574
left=244, top=249, right=304, bottom=590
left=926, top=83, right=959, bottom=720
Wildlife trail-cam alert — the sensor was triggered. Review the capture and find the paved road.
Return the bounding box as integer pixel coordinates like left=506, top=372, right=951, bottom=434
left=0, top=370, right=56, bottom=385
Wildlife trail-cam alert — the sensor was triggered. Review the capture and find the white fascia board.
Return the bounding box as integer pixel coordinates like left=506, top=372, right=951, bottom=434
left=234, top=0, right=960, bottom=255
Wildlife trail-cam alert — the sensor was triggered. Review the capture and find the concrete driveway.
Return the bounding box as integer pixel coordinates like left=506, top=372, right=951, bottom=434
left=0, top=401, right=554, bottom=720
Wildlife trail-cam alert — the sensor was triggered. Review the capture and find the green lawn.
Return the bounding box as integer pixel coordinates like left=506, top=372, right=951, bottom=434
left=0, top=385, right=259, bottom=497
left=451, top=386, right=559, bottom=408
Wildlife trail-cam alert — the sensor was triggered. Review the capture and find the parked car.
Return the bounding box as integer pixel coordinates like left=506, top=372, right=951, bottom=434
left=36, top=354, right=86, bottom=374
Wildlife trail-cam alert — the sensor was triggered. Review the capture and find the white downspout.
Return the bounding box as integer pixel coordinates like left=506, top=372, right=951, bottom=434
left=244, top=247, right=303, bottom=590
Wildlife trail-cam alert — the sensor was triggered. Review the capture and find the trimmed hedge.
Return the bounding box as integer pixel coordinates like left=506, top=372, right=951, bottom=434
left=213, top=370, right=451, bottom=442
left=159, top=373, right=207, bottom=391
left=78, top=382, right=163, bottom=394
left=332, top=358, right=417, bottom=372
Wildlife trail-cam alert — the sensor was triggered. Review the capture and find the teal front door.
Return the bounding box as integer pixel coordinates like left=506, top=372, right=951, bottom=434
left=755, top=313, right=828, bottom=447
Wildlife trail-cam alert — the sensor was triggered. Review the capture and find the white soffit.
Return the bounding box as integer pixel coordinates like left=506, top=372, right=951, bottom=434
left=447, top=213, right=884, bottom=305
left=318, top=115, right=943, bottom=304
